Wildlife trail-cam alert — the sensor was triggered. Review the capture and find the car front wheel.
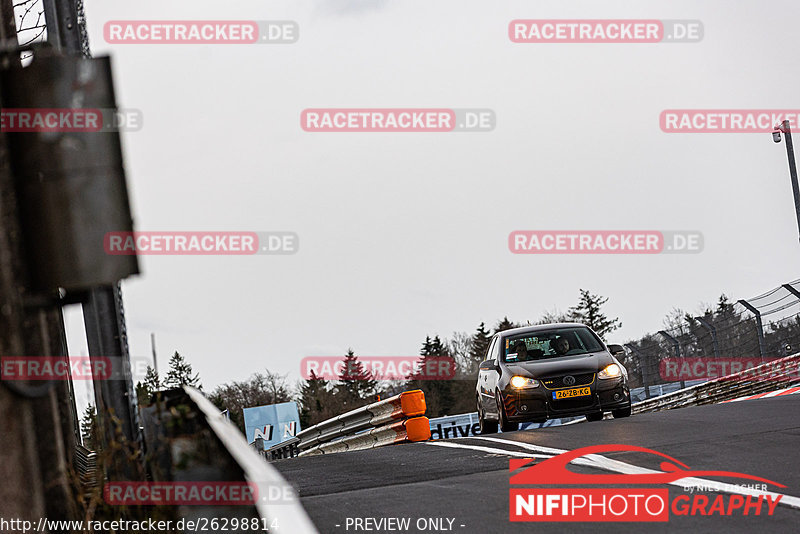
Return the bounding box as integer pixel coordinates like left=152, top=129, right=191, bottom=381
left=496, top=392, right=519, bottom=433
left=612, top=406, right=632, bottom=418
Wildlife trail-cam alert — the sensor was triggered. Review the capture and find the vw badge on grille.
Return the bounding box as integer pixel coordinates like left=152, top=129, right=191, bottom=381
left=563, top=375, right=576, bottom=386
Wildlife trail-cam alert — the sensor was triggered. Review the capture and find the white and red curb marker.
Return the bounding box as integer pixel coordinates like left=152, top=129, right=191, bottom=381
left=722, top=386, right=800, bottom=403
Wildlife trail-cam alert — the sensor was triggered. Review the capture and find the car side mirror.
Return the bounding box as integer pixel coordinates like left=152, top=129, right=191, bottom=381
left=479, top=359, right=499, bottom=371
left=607, top=344, right=626, bottom=357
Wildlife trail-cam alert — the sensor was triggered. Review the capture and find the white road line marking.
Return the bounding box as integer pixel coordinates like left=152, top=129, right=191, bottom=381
left=471, top=436, right=568, bottom=456
left=424, top=440, right=554, bottom=460
left=438, top=436, right=800, bottom=511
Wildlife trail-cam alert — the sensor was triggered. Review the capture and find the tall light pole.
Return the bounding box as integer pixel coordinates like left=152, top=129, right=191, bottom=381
left=773, top=120, right=800, bottom=244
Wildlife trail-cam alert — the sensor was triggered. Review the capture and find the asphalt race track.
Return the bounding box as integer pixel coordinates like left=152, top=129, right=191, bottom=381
left=274, top=396, right=800, bottom=533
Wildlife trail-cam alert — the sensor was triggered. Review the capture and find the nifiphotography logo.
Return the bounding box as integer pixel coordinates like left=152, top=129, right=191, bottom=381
left=509, top=444, right=784, bottom=522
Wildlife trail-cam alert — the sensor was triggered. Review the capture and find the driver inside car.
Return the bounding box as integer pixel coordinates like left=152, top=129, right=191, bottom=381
left=552, top=336, right=570, bottom=355
left=513, top=341, right=529, bottom=361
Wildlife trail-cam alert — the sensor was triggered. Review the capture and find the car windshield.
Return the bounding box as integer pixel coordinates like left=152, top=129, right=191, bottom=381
left=503, top=327, right=604, bottom=362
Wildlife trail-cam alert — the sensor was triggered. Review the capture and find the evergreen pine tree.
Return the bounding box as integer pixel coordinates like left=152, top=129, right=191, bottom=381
left=299, top=370, right=334, bottom=427
left=716, top=294, right=735, bottom=318
left=336, top=349, right=377, bottom=406
left=136, top=365, right=162, bottom=405
left=468, top=322, right=492, bottom=366
left=495, top=317, right=518, bottom=333
left=164, top=351, right=201, bottom=389
left=568, top=289, right=621, bottom=340
left=408, top=335, right=456, bottom=417
left=135, top=381, right=148, bottom=406
left=144, top=364, right=161, bottom=392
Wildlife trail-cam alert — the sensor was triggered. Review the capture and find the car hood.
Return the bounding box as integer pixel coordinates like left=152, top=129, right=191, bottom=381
left=505, top=351, right=614, bottom=377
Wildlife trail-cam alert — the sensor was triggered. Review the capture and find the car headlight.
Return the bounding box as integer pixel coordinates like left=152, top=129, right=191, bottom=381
left=510, top=376, right=539, bottom=389
left=598, top=363, right=622, bottom=379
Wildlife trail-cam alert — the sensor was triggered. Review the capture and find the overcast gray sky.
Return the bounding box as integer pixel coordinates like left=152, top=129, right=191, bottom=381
left=66, top=0, right=800, bottom=407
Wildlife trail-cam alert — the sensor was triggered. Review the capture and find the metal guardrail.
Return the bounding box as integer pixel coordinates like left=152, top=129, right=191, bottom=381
left=632, top=353, right=800, bottom=414
left=263, top=390, right=429, bottom=460
left=184, top=387, right=319, bottom=533
left=300, top=417, right=430, bottom=456
left=73, top=443, right=97, bottom=489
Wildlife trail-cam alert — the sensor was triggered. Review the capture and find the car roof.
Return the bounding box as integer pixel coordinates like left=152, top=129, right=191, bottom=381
left=497, top=323, right=592, bottom=339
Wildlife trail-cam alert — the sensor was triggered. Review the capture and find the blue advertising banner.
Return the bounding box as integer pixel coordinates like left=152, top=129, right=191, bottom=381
left=428, top=412, right=481, bottom=439
left=427, top=412, right=578, bottom=438
left=243, top=401, right=301, bottom=450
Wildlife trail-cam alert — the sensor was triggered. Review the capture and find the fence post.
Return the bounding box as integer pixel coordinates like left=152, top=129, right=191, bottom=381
left=737, top=299, right=766, bottom=363
left=658, top=331, right=685, bottom=389
left=624, top=344, right=651, bottom=399
left=694, top=316, right=720, bottom=359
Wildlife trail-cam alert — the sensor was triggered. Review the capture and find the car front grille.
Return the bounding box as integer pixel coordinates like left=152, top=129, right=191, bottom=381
left=541, top=372, right=595, bottom=389
left=550, top=396, right=596, bottom=411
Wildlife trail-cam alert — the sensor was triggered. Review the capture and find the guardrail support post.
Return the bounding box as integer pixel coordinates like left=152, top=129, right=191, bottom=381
left=737, top=299, right=766, bottom=363
left=694, top=316, right=720, bottom=359
left=624, top=344, right=651, bottom=399
left=658, top=331, right=685, bottom=389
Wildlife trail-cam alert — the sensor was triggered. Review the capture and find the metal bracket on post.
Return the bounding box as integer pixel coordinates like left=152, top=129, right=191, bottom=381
left=737, top=299, right=767, bottom=363
left=694, top=316, right=720, bottom=359
left=624, top=344, right=651, bottom=399
left=657, top=331, right=685, bottom=389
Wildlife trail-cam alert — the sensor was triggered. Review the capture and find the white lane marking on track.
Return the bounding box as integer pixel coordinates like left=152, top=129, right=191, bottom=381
left=443, top=436, right=800, bottom=511
left=424, top=440, right=554, bottom=460
left=467, top=436, right=567, bottom=456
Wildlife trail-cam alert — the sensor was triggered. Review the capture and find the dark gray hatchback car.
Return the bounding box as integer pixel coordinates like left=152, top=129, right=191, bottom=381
left=476, top=323, right=631, bottom=433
